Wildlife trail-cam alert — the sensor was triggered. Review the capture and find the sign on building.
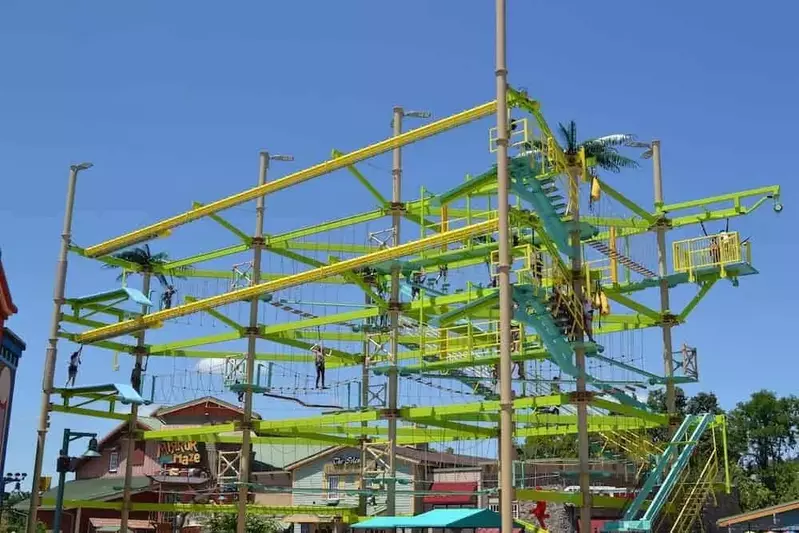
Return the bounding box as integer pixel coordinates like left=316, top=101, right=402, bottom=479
left=158, top=441, right=206, bottom=466
left=324, top=455, right=367, bottom=476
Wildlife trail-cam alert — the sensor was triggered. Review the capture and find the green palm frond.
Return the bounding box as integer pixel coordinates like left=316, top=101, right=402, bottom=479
left=101, top=245, right=191, bottom=288
left=587, top=133, right=637, bottom=148
left=551, top=121, right=638, bottom=173
left=557, top=121, right=579, bottom=154
left=592, top=151, right=639, bottom=173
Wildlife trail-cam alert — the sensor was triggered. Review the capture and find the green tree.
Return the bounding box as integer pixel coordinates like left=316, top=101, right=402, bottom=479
left=686, top=391, right=723, bottom=415
left=519, top=434, right=578, bottom=460
left=727, top=390, right=799, bottom=504
left=204, top=513, right=283, bottom=533
left=728, top=390, right=799, bottom=470
left=646, top=387, right=688, bottom=413
left=0, top=492, right=45, bottom=533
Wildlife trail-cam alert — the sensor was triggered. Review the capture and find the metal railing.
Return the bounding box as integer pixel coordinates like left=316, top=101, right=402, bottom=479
left=672, top=231, right=751, bottom=279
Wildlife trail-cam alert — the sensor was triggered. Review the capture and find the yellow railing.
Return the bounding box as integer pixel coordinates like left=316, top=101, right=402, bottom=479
left=586, top=257, right=614, bottom=286
left=672, top=231, right=751, bottom=280
left=669, top=450, right=719, bottom=533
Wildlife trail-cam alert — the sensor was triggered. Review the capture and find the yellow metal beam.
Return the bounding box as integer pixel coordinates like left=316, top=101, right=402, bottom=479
left=75, top=218, right=499, bottom=343
left=84, top=100, right=498, bottom=258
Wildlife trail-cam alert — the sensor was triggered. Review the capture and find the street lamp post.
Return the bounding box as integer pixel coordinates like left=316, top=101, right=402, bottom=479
left=386, top=107, right=429, bottom=515
left=52, top=429, right=100, bottom=533
left=236, top=151, right=293, bottom=533
left=28, top=162, right=93, bottom=533
left=628, top=140, right=677, bottom=427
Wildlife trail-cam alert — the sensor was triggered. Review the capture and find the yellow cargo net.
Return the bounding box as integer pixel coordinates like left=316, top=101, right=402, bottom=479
left=672, top=231, right=751, bottom=280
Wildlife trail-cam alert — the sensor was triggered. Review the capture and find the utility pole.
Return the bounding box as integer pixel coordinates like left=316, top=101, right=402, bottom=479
left=570, top=152, right=592, bottom=530
left=494, top=1, right=515, bottom=533
left=119, top=272, right=150, bottom=533
left=359, top=292, right=371, bottom=514
left=386, top=106, right=403, bottom=515
left=28, top=162, right=92, bottom=533
left=386, top=107, right=430, bottom=515
left=237, top=151, right=292, bottom=533
left=652, top=141, right=677, bottom=427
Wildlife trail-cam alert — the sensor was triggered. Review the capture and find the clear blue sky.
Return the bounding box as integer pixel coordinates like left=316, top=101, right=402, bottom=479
left=1, top=1, right=797, bottom=487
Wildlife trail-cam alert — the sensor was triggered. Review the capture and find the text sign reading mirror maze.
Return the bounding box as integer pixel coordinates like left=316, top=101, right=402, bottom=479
left=158, top=441, right=205, bottom=466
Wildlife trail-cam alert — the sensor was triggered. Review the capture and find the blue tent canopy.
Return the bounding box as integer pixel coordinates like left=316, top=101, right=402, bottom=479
left=352, top=508, right=521, bottom=530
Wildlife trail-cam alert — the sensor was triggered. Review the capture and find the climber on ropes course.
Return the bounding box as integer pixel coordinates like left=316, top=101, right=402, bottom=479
left=311, top=343, right=332, bottom=389
left=161, top=284, right=177, bottom=310
left=65, top=345, right=83, bottom=387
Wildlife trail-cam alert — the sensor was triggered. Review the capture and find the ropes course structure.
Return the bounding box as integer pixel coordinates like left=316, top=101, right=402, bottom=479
left=30, top=86, right=783, bottom=533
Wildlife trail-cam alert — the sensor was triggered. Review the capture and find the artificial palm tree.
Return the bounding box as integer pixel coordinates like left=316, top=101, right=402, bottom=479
left=104, top=243, right=171, bottom=286
left=556, top=120, right=638, bottom=174
left=103, top=244, right=189, bottom=309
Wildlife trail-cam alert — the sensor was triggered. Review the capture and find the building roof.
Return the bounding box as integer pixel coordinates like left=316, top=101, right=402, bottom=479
left=717, top=499, right=799, bottom=528
left=397, top=447, right=494, bottom=466
left=285, top=445, right=494, bottom=471
left=423, top=481, right=478, bottom=505
left=0, top=251, right=17, bottom=318
left=254, top=443, right=333, bottom=470
left=14, top=476, right=152, bottom=511
left=152, top=396, right=261, bottom=419
left=94, top=417, right=164, bottom=451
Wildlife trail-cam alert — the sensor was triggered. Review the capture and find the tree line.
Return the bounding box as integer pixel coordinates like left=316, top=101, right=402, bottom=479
left=518, top=388, right=799, bottom=511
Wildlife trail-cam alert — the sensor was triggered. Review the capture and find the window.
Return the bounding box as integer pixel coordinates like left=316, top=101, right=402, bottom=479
left=489, top=502, right=519, bottom=519
left=108, top=450, right=119, bottom=472
left=327, top=477, right=340, bottom=500
left=132, top=441, right=145, bottom=467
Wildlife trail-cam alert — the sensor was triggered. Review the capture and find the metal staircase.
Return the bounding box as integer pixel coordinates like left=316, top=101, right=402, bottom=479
left=604, top=414, right=715, bottom=532
left=667, top=448, right=718, bottom=533
left=507, top=158, right=572, bottom=256
left=512, top=284, right=651, bottom=411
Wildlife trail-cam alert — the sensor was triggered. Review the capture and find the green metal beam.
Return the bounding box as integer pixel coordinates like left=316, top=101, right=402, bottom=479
left=595, top=177, right=658, bottom=224
left=185, top=296, right=244, bottom=332
left=262, top=333, right=360, bottom=364
left=267, top=209, right=385, bottom=246
left=260, top=307, right=377, bottom=336
left=192, top=201, right=250, bottom=242
left=148, top=331, right=242, bottom=354
left=677, top=279, right=717, bottom=322
left=165, top=243, right=251, bottom=271
left=659, top=185, right=780, bottom=215
left=591, top=397, right=668, bottom=425
left=602, top=288, right=663, bottom=322
left=332, top=149, right=389, bottom=205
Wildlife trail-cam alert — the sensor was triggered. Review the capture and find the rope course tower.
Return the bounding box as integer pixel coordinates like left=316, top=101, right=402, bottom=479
left=27, top=86, right=782, bottom=533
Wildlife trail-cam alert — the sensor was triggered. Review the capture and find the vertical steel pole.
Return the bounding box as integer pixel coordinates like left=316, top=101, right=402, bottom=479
left=28, top=163, right=90, bottom=533
left=51, top=430, right=70, bottom=533
left=386, top=107, right=403, bottom=515
left=359, top=292, right=371, bottom=514
left=119, top=272, right=150, bottom=533
left=495, top=2, right=515, bottom=532
left=652, top=141, right=677, bottom=425
left=237, top=151, right=269, bottom=533
left=570, top=155, right=592, bottom=530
